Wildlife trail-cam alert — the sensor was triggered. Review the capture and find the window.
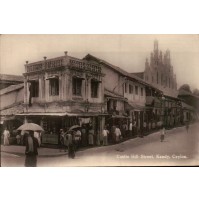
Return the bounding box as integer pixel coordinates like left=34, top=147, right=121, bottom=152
left=91, top=79, right=99, bottom=98
left=113, top=100, right=117, bottom=110
left=165, top=77, right=167, bottom=87
left=157, top=72, right=159, bottom=84
left=141, top=88, right=143, bottom=96
left=49, top=78, right=59, bottom=96
left=124, top=83, right=128, bottom=93
left=152, top=76, right=154, bottom=83
left=30, top=81, right=39, bottom=97
left=72, top=77, right=82, bottom=96
left=169, top=78, right=170, bottom=88
left=161, top=74, right=163, bottom=85
left=129, top=85, right=133, bottom=94
left=135, top=86, right=138, bottom=95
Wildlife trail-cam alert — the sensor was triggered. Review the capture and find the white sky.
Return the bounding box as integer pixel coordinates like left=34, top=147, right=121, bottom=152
left=1, top=34, right=199, bottom=90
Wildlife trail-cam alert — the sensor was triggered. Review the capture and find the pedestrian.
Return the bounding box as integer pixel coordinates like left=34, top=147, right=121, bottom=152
left=16, top=134, right=21, bottom=145
left=132, top=120, right=137, bottom=136
left=186, top=122, right=189, bottom=133
left=121, top=122, right=127, bottom=138
left=160, top=127, right=165, bottom=142
left=143, top=121, right=147, bottom=135
left=81, top=125, right=87, bottom=147
left=3, top=128, right=10, bottom=146
left=128, top=121, right=133, bottom=138
left=34, top=131, right=41, bottom=147
left=25, top=131, right=39, bottom=167
left=74, top=129, right=81, bottom=150
left=102, top=126, right=109, bottom=146
left=88, top=127, right=94, bottom=146
left=111, top=125, right=116, bottom=143
left=115, top=126, right=121, bottom=143
left=21, top=130, right=25, bottom=145
left=67, top=132, right=75, bottom=159
left=59, top=129, right=66, bottom=152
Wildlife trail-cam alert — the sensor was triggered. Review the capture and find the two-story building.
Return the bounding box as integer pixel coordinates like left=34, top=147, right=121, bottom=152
left=83, top=54, right=162, bottom=134
left=16, top=52, right=106, bottom=145
left=0, top=74, right=24, bottom=135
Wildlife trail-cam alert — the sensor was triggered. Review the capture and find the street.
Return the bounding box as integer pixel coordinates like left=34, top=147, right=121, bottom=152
left=1, top=123, right=199, bottom=167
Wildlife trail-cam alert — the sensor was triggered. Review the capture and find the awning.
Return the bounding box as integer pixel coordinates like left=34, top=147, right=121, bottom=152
left=0, top=116, right=16, bottom=121
left=104, top=89, right=127, bottom=102
left=15, top=112, right=108, bottom=117
left=46, top=75, right=59, bottom=80
left=108, top=115, right=130, bottom=120
left=146, top=96, right=161, bottom=106
left=125, top=102, right=146, bottom=111
left=181, top=102, right=194, bottom=111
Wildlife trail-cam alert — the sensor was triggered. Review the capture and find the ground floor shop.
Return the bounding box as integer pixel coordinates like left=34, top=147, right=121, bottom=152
left=16, top=113, right=106, bottom=146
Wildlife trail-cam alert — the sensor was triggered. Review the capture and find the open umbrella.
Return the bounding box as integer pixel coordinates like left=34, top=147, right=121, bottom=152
left=17, top=123, right=44, bottom=131
left=68, top=125, right=81, bottom=131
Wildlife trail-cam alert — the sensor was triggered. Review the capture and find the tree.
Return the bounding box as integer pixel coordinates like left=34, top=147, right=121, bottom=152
left=179, top=84, right=192, bottom=94
left=193, top=88, right=199, bottom=96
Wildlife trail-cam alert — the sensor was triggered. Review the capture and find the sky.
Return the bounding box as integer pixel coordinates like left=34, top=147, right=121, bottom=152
left=1, top=34, right=199, bottom=90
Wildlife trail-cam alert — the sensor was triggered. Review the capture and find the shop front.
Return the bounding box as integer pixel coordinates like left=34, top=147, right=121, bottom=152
left=16, top=112, right=106, bottom=146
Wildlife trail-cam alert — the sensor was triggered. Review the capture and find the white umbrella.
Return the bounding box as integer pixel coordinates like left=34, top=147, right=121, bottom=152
left=68, top=125, right=81, bottom=131
left=17, top=123, right=44, bottom=131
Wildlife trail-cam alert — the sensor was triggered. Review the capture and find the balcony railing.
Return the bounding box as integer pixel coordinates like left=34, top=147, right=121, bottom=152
left=69, top=58, right=101, bottom=73
left=26, top=58, right=64, bottom=73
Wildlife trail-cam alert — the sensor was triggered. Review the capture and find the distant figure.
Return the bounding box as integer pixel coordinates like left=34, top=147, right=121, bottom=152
left=133, top=120, right=137, bottom=136
left=160, top=127, right=165, bottom=142
left=102, top=127, right=109, bottom=146
left=74, top=129, right=81, bottom=150
left=88, top=128, right=94, bottom=146
left=21, top=130, right=25, bottom=145
left=115, top=126, right=121, bottom=143
left=16, top=134, right=21, bottom=145
left=3, top=128, right=10, bottom=146
left=186, top=122, right=189, bottom=133
left=143, top=121, right=147, bottom=135
left=59, top=129, right=66, bottom=152
left=67, top=132, right=75, bottom=159
left=121, top=122, right=128, bottom=138
left=81, top=125, right=87, bottom=147
left=25, top=131, right=39, bottom=167
left=129, top=121, right=133, bottom=138
left=111, top=125, right=116, bottom=143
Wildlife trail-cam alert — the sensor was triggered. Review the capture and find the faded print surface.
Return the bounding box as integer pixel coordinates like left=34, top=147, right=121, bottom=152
left=1, top=34, right=199, bottom=167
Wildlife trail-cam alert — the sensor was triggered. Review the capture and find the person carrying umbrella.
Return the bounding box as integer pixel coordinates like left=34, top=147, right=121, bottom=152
left=24, top=130, right=39, bottom=167
left=17, top=123, right=44, bottom=167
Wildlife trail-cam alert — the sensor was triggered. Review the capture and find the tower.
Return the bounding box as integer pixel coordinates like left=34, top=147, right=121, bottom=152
left=154, top=39, right=159, bottom=65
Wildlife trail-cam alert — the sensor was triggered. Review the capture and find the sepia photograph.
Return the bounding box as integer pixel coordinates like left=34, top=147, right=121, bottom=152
left=1, top=34, right=199, bottom=167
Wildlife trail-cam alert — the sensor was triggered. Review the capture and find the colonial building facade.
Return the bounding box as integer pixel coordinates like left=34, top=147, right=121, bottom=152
left=84, top=54, right=162, bottom=134
left=17, top=52, right=106, bottom=144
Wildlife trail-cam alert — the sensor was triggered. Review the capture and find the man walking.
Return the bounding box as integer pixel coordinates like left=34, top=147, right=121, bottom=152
left=25, top=131, right=39, bottom=167
left=186, top=122, right=189, bottom=133
left=160, top=127, right=165, bottom=142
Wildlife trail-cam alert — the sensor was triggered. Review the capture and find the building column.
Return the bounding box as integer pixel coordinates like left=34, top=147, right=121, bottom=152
left=24, top=77, right=28, bottom=112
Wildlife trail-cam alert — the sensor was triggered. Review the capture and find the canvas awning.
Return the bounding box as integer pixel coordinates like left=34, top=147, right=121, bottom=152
left=104, top=89, right=127, bottom=102
left=125, top=102, right=146, bottom=111
left=15, top=112, right=108, bottom=117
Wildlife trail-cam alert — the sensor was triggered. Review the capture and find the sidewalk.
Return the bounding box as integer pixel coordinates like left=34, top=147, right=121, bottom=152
left=1, top=124, right=190, bottom=158
left=1, top=145, right=67, bottom=157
